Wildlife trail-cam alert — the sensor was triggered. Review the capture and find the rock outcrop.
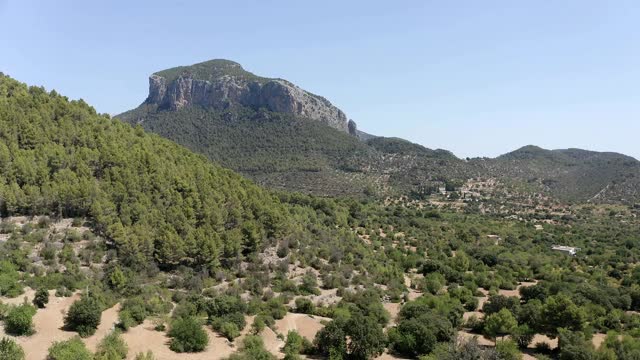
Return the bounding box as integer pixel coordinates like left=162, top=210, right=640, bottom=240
left=144, top=60, right=354, bottom=134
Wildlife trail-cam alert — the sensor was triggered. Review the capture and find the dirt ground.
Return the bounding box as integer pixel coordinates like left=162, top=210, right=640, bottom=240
left=0, top=291, right=81, bottom=360
left=457, top=330, right=496, bottom=346
left=122, top=317, right=250, bottom=360
left=375, top=350, right=414, bottom=359
left=83, top=303, right=121, bottom=352
left=274, top=313, right=329, bottom=341
left=383, top=302, right=401, bottom=325
left=529, top=333, right=558, bottom=349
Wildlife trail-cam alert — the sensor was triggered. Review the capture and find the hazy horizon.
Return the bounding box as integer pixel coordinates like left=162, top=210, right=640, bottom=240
left=1, top=0, right=638, bottom=160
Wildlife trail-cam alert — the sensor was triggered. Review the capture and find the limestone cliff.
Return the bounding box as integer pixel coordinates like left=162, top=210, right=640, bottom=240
left=144, top=59, right=355, bottom=135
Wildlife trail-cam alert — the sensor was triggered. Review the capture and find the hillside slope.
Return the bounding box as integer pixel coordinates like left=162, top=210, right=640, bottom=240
left=0, top=73, right=291, bottom=269
left=474, top=145, right=640, bottom=203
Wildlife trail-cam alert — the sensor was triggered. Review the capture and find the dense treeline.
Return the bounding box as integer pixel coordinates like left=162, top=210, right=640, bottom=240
left=0, top=74, right=288, bottom=270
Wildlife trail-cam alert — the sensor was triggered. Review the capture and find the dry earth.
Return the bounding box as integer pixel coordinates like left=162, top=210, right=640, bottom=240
left=0, top=291, right=81, bottom=360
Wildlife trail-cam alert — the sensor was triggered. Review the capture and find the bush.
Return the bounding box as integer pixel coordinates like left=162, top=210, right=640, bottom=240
left=0, top=337, right=25, bottom=360
left=283, top=330, right=304, bottom=357
left=227, top=335, right=276, bottom=360
left=264, top=297, right=287, bottom=320
left=512, top=324, right=535, bottom=348
left=0, top=301, right=8, bottom=319
left=218, top=321, right=240, bottom=341
left=47, top=337, right=93, bottom=360
left=95, top=331, right=128, bottom=360
left=5, top=304, right=36, bottom=335
left=168, top=317, right=208, bottom=353
left=33, top=288, right=49, bottom=308
left=495, top=339, right=523, bottom=360
left=134, top=351, right=154, bottom=360
left=118, top=297, right=148, bottom=330
left=56, top=287, right=73, bottom=297
left=64, top=296, right=102, bottom=337
left=313, top=320, right=346, bottom=358
left=294, top=297, right=314, bottom=314
left=0, top=261, right=23, bottom=298
left=118, top=310, right=136, bottom=331
left=388, top=317, right=437, bottom=356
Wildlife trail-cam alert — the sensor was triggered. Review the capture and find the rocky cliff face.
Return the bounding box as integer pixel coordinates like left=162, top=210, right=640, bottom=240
left=144, top=60, right=355, bottom=135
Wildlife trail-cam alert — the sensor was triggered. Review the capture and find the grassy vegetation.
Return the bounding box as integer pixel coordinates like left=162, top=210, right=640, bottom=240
left=154, top=59, right=269, bottom=84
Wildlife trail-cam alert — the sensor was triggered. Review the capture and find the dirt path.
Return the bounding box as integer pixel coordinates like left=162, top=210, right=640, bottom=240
left=83, top=303, right=121, bottom=352
left=260, top=326, right=284, bottom=357
left=403, top=275, right=423, bottom=301
left=383, top=302, right=401, bottom=325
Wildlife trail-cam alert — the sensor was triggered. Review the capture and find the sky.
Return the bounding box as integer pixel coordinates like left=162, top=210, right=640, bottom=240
left=1, top=0, right=639, bottom=160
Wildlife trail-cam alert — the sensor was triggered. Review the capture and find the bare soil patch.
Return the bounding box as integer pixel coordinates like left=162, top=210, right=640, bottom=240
left=0, top=291, right=80, bottom=360
left=274, top=313, right=329, bottom=341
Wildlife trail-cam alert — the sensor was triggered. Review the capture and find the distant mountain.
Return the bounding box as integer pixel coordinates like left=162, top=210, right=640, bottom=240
left=126, top=59, right=356, bottom=135
left=118, top=60, right=640, bottom=204
left=477, top=145, right=640, bottom=203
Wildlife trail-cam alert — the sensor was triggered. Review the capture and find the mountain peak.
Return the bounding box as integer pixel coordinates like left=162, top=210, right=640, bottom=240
left=154, top=59, right=268, bottom=84
left=143, top=59, right=355, bottom=135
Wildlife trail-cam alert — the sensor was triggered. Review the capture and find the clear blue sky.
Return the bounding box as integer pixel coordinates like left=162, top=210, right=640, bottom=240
left=1, top=0, right=638, bottom=160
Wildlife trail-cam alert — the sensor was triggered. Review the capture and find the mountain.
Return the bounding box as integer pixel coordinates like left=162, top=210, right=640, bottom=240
left=127, top=59, right=356, bottom=135
left=118, top=60, right=468, bottom=197
left=477, top=145, right=640, bottom=203
left=118, top=60, right=640, bottom=204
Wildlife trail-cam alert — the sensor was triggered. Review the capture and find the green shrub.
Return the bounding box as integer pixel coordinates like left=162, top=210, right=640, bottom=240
left=33, top=288, right=49, bottom=308
left=0, top=337, right=25, bottom=360
left=56, top=287, right=73, bottom=297
left=294, top=297, right=314, bottom=314
left=512, top=324, right=535, bottom=348
left=495, top=339, right=522, bottom=360
left=64, top=296, right=102, bottom=337
left=227, top=335, right=276, bottom=360
left=119, top=298, right=148, bottom=327
left=5, top=304, right=36, bottom=335
left=283, top=330, right=304, bottom=357
left=0, top=301, right=8, bottom=319
left=95, top=331, right=128, bottom=360
left=134, top=351, right=155, bottom=360
left=168, top=317, right=208, bottom=353
left=218, top=321, right=240, bottom=341
left=0, top=261, right=23, bottom=298
left=47, top=337, right=92, bottom=360
left=117, top=310, right=136, bottom=331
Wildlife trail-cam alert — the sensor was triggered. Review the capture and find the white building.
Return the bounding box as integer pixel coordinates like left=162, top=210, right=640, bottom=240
left=552, top=245, right=579, bottom=256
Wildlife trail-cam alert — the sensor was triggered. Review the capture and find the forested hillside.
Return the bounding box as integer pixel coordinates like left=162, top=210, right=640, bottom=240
left=473, top=146, right=640, bottom=203
left=0, top=73, right=290, bottom=269
left=118, top=105, right=470, bottom=197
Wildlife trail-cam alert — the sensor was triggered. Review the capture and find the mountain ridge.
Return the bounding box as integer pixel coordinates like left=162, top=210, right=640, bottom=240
left=117, top=60, right=640, bottom=204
